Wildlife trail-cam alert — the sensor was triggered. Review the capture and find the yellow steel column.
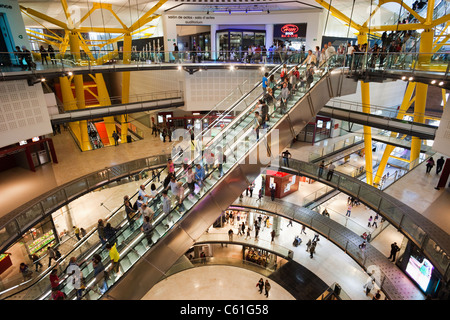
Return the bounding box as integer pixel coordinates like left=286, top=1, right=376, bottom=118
left=358, top=31, right=374, bottom=185
left=410, top=29, right=433, bottom=168
left=120, top=32, right=132, bottom=143
left=69, top=31, right=91, bottom=151
left=95, top=74, right=116, bottom=146
left=373, top=82, right=416, bottom=186
left=59, top=76, right=81, bottom=141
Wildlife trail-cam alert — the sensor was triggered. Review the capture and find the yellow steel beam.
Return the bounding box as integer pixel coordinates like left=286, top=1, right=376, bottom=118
left=106, top=7, right=128, bottom=30
left=26, top=34, right=61, bottom=47
left=357, top=31, right=375, bottom=186
left=129, top=0, right=168, bottom=32
left=373, top=82, right=416, bottom=185
left=60, top=0, right=75, bottom=29
left=378, top=0, right=425, bottom=24
left=390, top=155, right=411, bottom=163
left=20, top=6, right=68, bottom=29
left=75, top=27, right=128, bottom=33
left=95, top=74, right=117, bottom=146
left=410, top=29, right=433, bottom=168
left=426, top=0, right=435, bottom=25
left=120, top=32, right=132, bottom=143
left=27, top=29, right=62, bottom=42
left=315, top=0, right=362, bottom=32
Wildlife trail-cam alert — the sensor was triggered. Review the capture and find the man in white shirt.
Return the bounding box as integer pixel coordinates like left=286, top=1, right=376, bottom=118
left=325, top=42, right=336, bottom=60
left=139, top=203, right=155, bottom=220
left=346, top=42, right=355, bottom=67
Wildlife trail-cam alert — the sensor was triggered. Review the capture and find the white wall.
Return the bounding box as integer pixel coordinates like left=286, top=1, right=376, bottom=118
left=0, top=80, right=53, bottom=148
left=336, top=80, right=408, bottom=108
left=162, top=9, right=325, bottom=53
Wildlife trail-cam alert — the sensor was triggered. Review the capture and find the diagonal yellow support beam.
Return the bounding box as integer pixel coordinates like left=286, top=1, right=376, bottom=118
left=20, top=6, right=68, bottom=29
left=373, top=82, right=417, bottom=186
left=129, top=0, right=167, bottom=32
left=378, top=0, right=426, bottom=24
left=315, top=0, right=362, bottom=32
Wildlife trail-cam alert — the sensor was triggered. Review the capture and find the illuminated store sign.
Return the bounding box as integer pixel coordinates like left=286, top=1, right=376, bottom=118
left=274, top=23, right=307, bottom=38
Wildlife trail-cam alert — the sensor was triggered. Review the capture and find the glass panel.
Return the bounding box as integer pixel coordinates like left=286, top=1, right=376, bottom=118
left=41, top=189, right=67, bottom=213
left=378, top=198, right=404, bottom=225
left=64, top=179, right=88, bottom=199
left=358, top=184, right=382, bottom=209
left=336, top=175, right=360, bottom=197
left=400, top=215, right=427, bottom=245
left=16, top=204, right=43, bottom=230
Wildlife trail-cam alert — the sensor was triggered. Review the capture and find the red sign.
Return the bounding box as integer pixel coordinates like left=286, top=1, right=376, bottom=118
left=281, top=24, right=299, bottom=34
left=274, top=23, right=307, bottom=38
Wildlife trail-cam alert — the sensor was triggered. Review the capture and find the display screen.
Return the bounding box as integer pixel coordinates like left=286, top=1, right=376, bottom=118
left=274, top=23, right=307, bottom=38
left=405, top=256, right=434, bottom=291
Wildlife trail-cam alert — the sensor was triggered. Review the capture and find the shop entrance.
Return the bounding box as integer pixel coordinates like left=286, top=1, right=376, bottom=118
left=176, top=25, right=211, bottom=61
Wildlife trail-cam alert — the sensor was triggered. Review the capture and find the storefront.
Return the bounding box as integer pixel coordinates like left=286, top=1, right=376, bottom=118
left=273, top=23, right=307, bottom=51
left=216, top=29, right=266, bottom=61
left=296, top=117, right=333, bottom=144
left=264, top=170, right=299, bottom=199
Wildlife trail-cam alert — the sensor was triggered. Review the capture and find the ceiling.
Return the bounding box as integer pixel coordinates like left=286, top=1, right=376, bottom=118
left=19, top=0, right=402, bottom=30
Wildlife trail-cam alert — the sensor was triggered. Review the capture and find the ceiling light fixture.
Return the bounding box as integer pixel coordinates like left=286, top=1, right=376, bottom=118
left=402, top=76, right=406, bottom=80
left=408, top=77, right=414, bottom=81
left=439, top=81, right=444, bottom=86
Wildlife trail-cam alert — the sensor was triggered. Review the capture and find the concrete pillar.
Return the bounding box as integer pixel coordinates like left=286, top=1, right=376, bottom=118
left=210, top=24, right=218, bottom=60
left=63, top=205, right=74, bottom=231
left=272, top=215, right=281, bottom=236
left=265, top=24, right=273, bottom=49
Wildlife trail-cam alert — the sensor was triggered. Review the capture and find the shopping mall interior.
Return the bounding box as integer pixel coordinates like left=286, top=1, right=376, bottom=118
left=0, top=0, right=450, bottom=305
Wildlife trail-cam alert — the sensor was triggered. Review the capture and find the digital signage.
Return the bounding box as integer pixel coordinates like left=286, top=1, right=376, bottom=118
left=274, top=23, right=307, bottom=39
left=405, top=255, right=434, bottom=292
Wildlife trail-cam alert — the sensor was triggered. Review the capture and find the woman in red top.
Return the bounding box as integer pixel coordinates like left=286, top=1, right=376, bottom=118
left=49, top=269, right=60, bottom=289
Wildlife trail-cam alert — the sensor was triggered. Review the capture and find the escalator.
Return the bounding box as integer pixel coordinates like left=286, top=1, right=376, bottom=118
left=318, top=104, right=438, bottom=140
left=3, top=53, right=357, bottom=300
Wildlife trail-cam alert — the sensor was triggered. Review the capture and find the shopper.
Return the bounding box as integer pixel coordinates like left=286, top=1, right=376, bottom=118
left=425, top=157, right=435, bottom=174
left=104, top=222, right=118, bottom=246
left=346, top=204, right=352, bottom=217
left=124, top=195, right=136, bottom=229
left=19, top=262, right=33, bottom=281
left=309, top=241, right=316, bottom=258
left=90, top=254, right=108, bottom=294
left=364, top=279, right=375, bottom=296
left=66, top=257, right=84, bottom=300
left=264, top=280, right=271, bottom=297
left=141, top=215, right=153, bottom=247
left=49, top=269, right=60, bottom=290
left=326, top=163, right=336, bottom=181
left=106, top=242, right=120, bottom=275
left=301, top=225, right=307, bottom=235
left=436, top=156, right=445, bottom=174
left=282, top=149, right=291, bottom=167
left=306, top=239, right=312, bottom=252
left=31, top=253, right=43, bottom=272
left=73, top=226, right=81, bottom=241
left=47, top=246, right=57, bottom=267
left=270, top=185, right=275, bottom=201
left=318, top=160, right=325, bottom=177
left=388, top=242, right=400, bottom=262
left=270, top=229, right=276, bottom=243
left=97, top=219, right=107, bottom=247
left=257, top=278, right=264, bottom=294
left=228, top=228, right=234, bottom=242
